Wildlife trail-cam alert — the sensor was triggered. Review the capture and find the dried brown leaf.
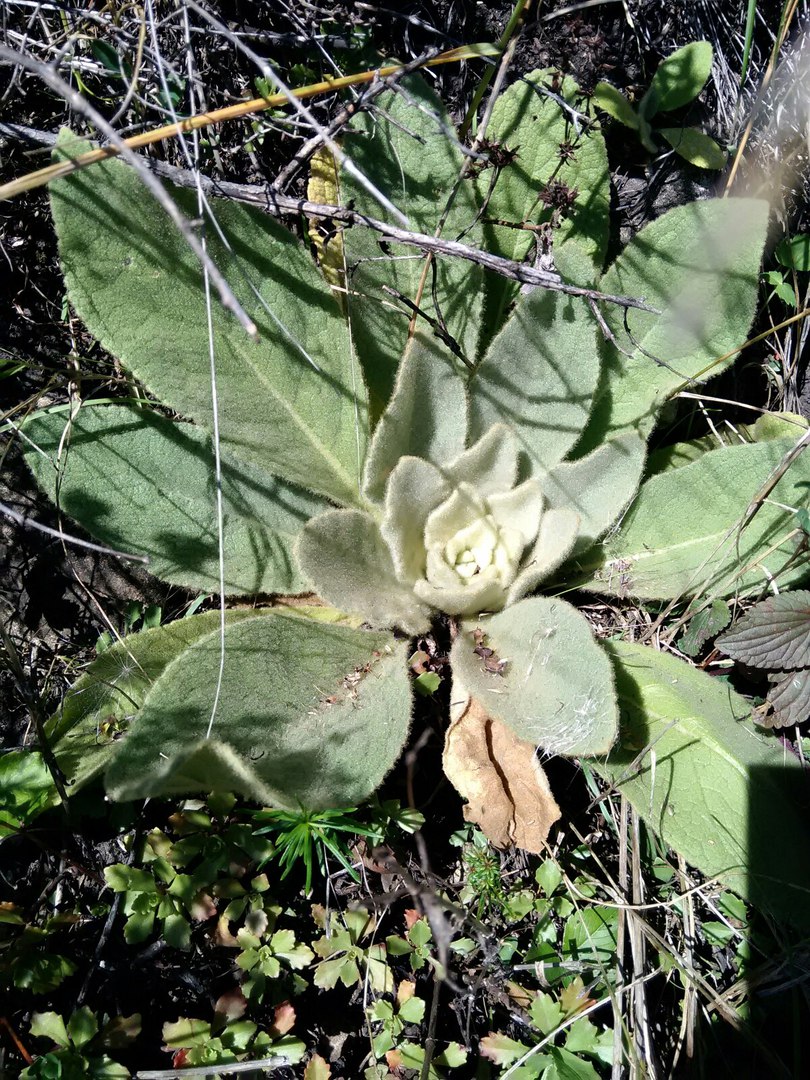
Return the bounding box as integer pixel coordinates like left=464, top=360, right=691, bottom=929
left=443, top=694, right=561, bottom=851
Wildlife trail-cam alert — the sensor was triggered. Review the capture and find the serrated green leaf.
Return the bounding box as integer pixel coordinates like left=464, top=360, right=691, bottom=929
left=340, top=75, right=483, bottom=413
left=592, top=82, right=639, bottom=128
left=362, top=332, right=467, bottom=503
left=478, top=70, right=610, bottom=335
left=23, top=404, right=325, bottom=594
left=644, top=41, right=713, bottom=114
left=46, top=610, right=266, bottom=792
left=717, top=591, right=810, bottom=669
left=596, top=641, right=810, bottom=928
left=452, top=597, right=617, bottom=756
left=658, top=127, right=726, bottom=170
left=30, top=1012, right=71, bottom=1049
left=679, top=600, right=731, bottom=657
left=578, top=438, right=810, bottom=599
left=580, top=198, right=768, bottom=447
left=529, top=991, right=564, bottom=1035
left=766, top=669, right=810, bottom=728
left=104, top=865, right=157, bottom=893
left=66, top=1008, right=98, bottom=1051
left=548, top=1046, right=602, bottom=1080
left=51, top=131, right=367, bottom=506
left=469, top=286, right=600, bottom=473
left=162, top=1018, right=211, bottom=1049
left=297, top=508, right=431, bottom=633
left=104, top=613, right=412, bottom=809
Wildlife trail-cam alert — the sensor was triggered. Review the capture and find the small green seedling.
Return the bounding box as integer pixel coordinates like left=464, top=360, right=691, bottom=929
left=21, top=1008, right=141, bottom=1080
left=593, top=41, right=726, bottom=168
left=311, top=906, right=393, bottom=993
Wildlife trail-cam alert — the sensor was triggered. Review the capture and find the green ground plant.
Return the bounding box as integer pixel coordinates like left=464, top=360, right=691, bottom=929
left=592, top=41, right=726, bottom=168
left=16, top=62, right=810, bottom=935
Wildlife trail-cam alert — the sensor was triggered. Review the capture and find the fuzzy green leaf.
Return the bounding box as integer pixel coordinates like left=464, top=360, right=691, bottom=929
left=469, top=287, right=600, bottom=472
left=104, top=613, right=412, bottom=809
left=580, top=198, right=768, bottom=447
left=297, top=509, right=431, bottom=633
left=46, top=610, right=266, bottom=792
left=51, top=131, right=367, bottom=506
left=340, top=76, right=483, bottom=413
left=381, top=457, right=451, bottom=584
left=540, top=433, right=646, bottom=553
left=362, top=333, right=466, bottom=503
left=23, top=404, right=325, bottom=595
left=597, top=642, right=810, bottom=929
left=445, top=423, right=519, bottom=493
left=577, top=438, right=810, bottom=599
left=658, top=127, right=726, bottom=170
left=643, top=41, right=713, bottom=115
left=478, top=70, right=610, bottom=336
left=506, top=508, right=581, bottom=605
left=716, top=591, right=810, bottom=669
left=592, top=82, right=639, bottom=128
left=0, top=751, right=59, bottom=836
left=452, top=597, right=618, bottom=756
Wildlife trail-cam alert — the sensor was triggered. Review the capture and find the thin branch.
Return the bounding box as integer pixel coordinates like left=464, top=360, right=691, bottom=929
left=1, top=120, right=658, bottom=314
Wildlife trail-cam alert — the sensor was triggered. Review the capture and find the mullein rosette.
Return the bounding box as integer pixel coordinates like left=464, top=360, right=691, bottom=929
left=298, top=332, right=640, bottom=761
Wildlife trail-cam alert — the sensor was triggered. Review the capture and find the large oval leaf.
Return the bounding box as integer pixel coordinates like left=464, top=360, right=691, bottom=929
left=577, top=437, right=810, bottom=599
left=46, top=609, right=265, bottom=791
left=477, top=69, right=610, bottom=338
left=339, top=75, right=484, bottom=412
left=50, top=132, right=367, bottom=506
left=468, top=286, right=600, bottom=473
left=596, top=642, right=810, bottom=930
left=104, top=612, right=412, bottom=809
left=579, top=198, right=768, bottom=448
left=23, top=403, right=325, bottom=595
left=451, top=596, right=617, bottom=757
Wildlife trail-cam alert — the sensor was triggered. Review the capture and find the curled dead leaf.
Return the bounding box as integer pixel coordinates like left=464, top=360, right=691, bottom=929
left=443, top=692, right=560, bottom=851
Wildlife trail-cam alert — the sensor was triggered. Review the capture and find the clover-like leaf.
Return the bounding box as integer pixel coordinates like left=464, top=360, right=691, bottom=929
left=716, top=591, right=810, bottom=669
left=451, top=597, right=618, bottom=757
